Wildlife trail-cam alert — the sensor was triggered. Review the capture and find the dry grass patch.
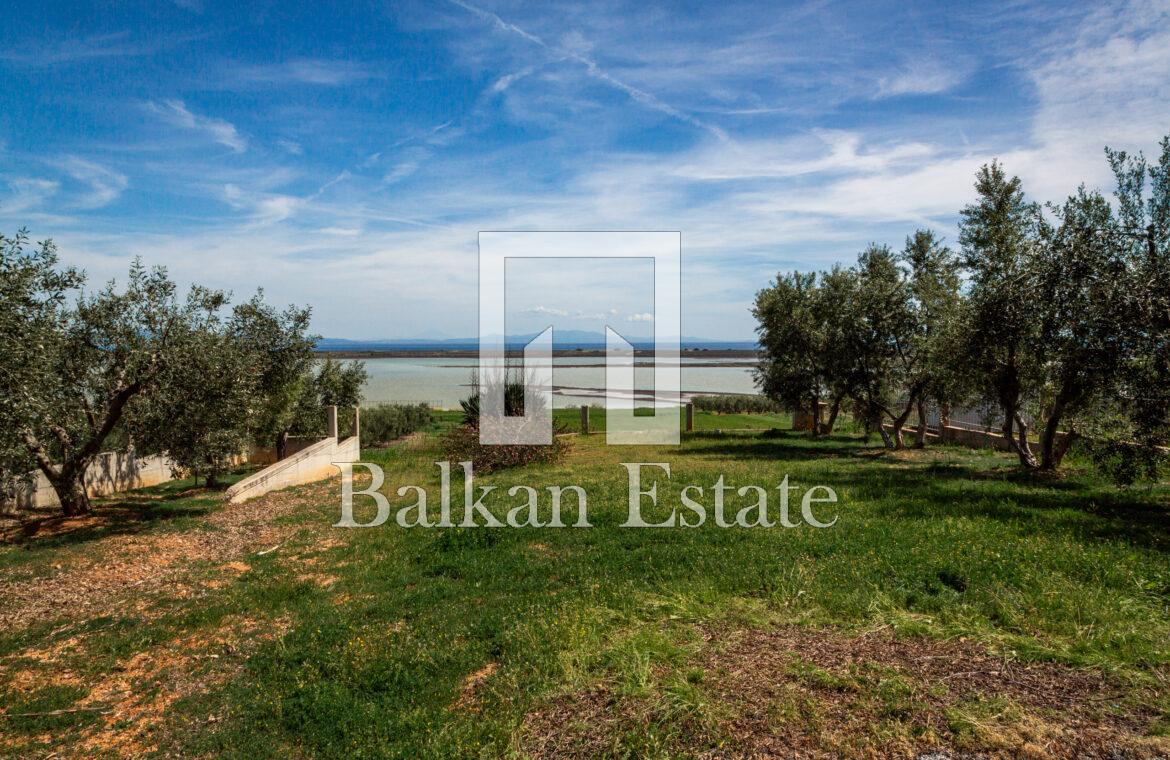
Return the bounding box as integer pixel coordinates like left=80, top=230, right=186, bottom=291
left=452, top=661, right=500, bottom=713
left=523, top=625, right=1170, bottom=759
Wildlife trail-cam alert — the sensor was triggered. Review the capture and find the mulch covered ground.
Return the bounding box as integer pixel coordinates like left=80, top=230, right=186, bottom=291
left=523, top=625, right=1170, bottom=759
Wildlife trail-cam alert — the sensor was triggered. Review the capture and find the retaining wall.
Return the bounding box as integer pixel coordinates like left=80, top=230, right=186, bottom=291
left=11, top=450, right=180, bottom=511
left=224, top=436, right=360, bottom=504
left=894, top=423, right=1066, bottom=453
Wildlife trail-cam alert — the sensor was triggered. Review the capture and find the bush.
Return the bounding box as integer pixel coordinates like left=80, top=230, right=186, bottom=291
left=440, top=423, right=569, bottom=473
left=459, top=377, right=526, bottom=425
left=691, top=394, right=781, bottom=414
left=361, top=403, right=433, bottom=445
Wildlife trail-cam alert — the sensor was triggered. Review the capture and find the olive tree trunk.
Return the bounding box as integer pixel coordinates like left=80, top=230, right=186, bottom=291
left=44, top=462, right=93, bottom=517
left=913, top=398, right=929, bottom=448
left=819, top=395, right=843, bottom=435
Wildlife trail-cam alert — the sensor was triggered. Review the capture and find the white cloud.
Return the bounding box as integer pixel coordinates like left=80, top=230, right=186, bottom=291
left=149, top=99, right=247, bottom=152
left=0, top=32, right=154, bottom=66
left=384, top=161, right=421, bottom=183
left=1019, top=0, right=1170, bottom=199
left=58, top=157, right=128, bottom=208
left=489, top=65, right=536, bottom=94
left=528, top=305, right=569, bottom=317
left=876, top=61, right=967, bottom=98
left=226, top=59, right=375, bottom=87
left=448, top=0, right=729, bottom=141
left=2, top=177, right=59, bottom=214
left=626, top=312, right=653, bottom=322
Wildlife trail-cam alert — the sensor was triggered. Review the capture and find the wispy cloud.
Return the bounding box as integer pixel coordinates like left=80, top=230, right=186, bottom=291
left=223, top=59, right=377, bottom=87
left=2, top=178, right=59, bottom=214
left=489, top=65, right=537, bottom=94
left=448, top=0, right=729, bottom=141
left=0, top=32, right=152, bottom=66
left=148, top=100, right=247, bottom=153
left=384, top=161, right=422, bottom=183
left=876, top=60, right=967, bottom=98
left=58, top=157, right=128, bottom=208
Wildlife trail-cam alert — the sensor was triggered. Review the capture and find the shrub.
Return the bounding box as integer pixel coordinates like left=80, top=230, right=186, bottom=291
left=361, top=403, right=433, bottom=445
left=459, top=377, right=526, bottom=425
left=441, top=423, right=569, bottom=473
left=691, top=394, right=781, bottom=414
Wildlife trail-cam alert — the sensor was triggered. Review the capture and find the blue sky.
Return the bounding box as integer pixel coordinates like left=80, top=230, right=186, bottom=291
left=1, top=0, right=1168, bottom=340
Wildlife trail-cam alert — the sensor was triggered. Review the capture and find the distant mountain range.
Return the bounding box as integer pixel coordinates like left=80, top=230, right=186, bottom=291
left=317, top=331, right=758, bottom=352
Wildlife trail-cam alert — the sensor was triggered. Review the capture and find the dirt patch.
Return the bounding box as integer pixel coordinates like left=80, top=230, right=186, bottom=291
left=76, top=615, right=294, bottom=758
left=522, top=625, right=1170, bottom=759
left=0, top=479, right=343, bottom=758
left=452, top=661, right=499, bottom=713
left=0, top=480, right=337, bottom=633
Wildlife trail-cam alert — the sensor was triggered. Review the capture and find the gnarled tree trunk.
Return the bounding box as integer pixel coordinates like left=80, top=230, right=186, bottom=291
left=819, top=394, right=843, bottom=435
left=1038, top=391, right=1078, bottom=471
left=44, top=463, right=92, bottom=517
left=1001, top=408, right=1038, bottom=469
left=891, top=396, right=916, bottom=450
left=913, top=398, right=928, bottom=448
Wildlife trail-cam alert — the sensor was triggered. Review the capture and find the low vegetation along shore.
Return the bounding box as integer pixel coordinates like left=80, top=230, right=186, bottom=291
left=2, top=412, right=1168, bottom=758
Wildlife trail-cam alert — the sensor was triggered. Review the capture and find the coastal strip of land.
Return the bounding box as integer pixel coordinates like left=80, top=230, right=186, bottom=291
left=315, top=348, right=760, bottom=360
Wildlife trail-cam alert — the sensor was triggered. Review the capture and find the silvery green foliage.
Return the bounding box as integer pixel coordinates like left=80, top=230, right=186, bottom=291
left=228, top=295, right=316, bottom=457
left=3, top=246, right=226, bottom=514
left=1088, top=137, right=1170, bottom=483
left=0, top=231, right=83, bottom=506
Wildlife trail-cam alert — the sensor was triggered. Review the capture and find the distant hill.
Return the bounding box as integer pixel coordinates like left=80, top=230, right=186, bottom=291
left=317, top=331, right=758, bottom=352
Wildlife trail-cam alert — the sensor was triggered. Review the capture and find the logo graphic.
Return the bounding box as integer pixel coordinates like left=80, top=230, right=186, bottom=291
left=478, top=231, right=681, bottom=446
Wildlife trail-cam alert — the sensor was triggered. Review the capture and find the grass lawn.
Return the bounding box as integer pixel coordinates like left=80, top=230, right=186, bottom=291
left=2, top=413, right=1169, bottom=758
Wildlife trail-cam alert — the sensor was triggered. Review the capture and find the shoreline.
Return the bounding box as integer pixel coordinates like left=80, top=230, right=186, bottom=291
left=315, top=348, right=761, bottom=360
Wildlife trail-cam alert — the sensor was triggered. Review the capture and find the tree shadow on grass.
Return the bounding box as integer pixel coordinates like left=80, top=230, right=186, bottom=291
left=823, top=459, right=1170, bottom=553
left=0, top=466, right=255, bottom=550
left=689, top=430, right=1170, bottom=553
left=685, top=430, right=886, bottom=463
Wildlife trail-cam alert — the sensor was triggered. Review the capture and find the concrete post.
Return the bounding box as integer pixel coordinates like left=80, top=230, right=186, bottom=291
left=326, top=405, right=338, bottom=439
left=353, top=406, right=361, bottom=442
left=580, top=405, right=590, bottom=434
left=685, top=402, right=694, bottom=432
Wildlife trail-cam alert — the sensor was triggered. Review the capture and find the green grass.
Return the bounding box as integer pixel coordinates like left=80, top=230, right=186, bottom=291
left=2, top=424, right=1169, bottom=758
left=433, top=406, right=792, bottom=433
left=560, top=406, right=791, bottom=432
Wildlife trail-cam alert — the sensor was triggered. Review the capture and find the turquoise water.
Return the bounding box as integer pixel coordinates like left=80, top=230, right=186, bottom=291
left=360, top=357, right=759, bottom=408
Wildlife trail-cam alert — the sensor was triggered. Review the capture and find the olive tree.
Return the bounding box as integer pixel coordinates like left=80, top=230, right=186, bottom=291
left=753, top=270, right=844, bottom=435
left=230, top=295, right=316, bottom=460
left=0, top=232, right=83, bottom=508
left=288, top=356, right=368, bottom=438
left=1027, top=187, right=1129, bottom=470
left=840, top=243, right=917, bottom=449
left=1087, top=137, right=1170, bottom=482
left=957, top=162, right=1046, bottom=468
left=130, top=299, right=258, bottom=488
left=8, top=254, right=223, bottom=515
left=900, top=230, right=963, bottom=448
